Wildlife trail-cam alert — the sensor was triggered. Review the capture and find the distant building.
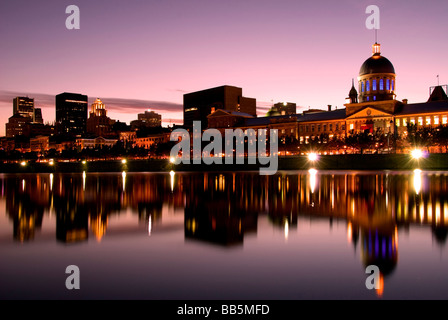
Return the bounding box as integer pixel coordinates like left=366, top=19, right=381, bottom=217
left=134, top=133, right=170, bottom=149
left=75, top=137, right=118, bottom=149
left=183, top=85, right=256, bottom=129
left=56, top=92, right=88, bottom=137
left=266, top=102, right=297, bottom=116
left=34, top=108, right=43, bottom=124
left=86, top=98, right=115, bottom=137
left=5, top=114, right=32, bottom=138
left=13, top=97, right=34, bottom=121
left=131, top=110, right=162, bottom=130
left=30, top=135, right=50, bottom=153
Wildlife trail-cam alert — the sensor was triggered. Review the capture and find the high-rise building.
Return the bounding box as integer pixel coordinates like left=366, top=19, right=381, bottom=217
left=266, top=102, right=297, bottom=116
left=56, top=92, right=88, bottom=137
left=34, top=108, right=43, bottom=124
left=86, top=98, right=115, bottom=137
left=183, top=85, right=257, bottom=128
left=13, top=97, right=34, bottom=121
left=137, top=110, right=162, bottom=127
left=5, top=114, right=32, bottom=138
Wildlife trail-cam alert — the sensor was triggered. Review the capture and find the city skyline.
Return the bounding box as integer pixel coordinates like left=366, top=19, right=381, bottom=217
left=1, top=0, right=448, bottom=136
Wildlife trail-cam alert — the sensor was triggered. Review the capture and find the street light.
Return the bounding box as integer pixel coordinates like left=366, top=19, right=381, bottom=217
left=411, top=149, right=423, bottom=160
left=308, top=153, right=319, bottom=162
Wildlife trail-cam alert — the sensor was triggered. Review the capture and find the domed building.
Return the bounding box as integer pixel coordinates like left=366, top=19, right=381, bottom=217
left=358, top=43, right=396, bottom=103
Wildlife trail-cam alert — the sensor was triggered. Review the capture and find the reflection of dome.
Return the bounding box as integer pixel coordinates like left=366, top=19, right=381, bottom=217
left=361, top=228, right=398, bottom=277
left=432, top=225, right=448, bottom=246
left=359, top=55, right=395, bottom=76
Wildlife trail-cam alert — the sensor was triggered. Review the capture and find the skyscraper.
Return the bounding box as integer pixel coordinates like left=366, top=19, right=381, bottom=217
left=56, top=92, right=88, bottom=137
left=13, top=97, right=34, bottom=121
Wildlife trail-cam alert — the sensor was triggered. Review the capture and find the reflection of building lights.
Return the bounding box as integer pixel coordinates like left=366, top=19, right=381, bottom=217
left=411, top=149, right=423, bottom=160
left=50, top=173, right=53, bottom=191
left=284, top=219, right=289, bottom=240
left=148, top=214, right=152, bottom=236
left=376, top=273, right=384, bottom=297
left=308, top=153, right=319, bottom=162
left=170, top=170, right=175, bottom=192
left=309, top=169, right=317, bottom=193
left=122, top=171, right=126, bottom=191
left=22, top=179, right=25, bottom=191
left=121, top=159, right=127, bottom=164
left=347, top=222, right=352, bottom=243
left=413, top=169, right=422, bottom=195
left=82, top=171, right=86, bottom=190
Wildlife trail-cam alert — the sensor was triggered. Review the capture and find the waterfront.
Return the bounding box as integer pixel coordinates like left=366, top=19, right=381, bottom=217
left=1, top=170, right=447, bottom=299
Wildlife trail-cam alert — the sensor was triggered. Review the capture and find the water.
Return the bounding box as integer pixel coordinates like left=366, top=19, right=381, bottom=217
left=0, top=170, right=447, bottom=300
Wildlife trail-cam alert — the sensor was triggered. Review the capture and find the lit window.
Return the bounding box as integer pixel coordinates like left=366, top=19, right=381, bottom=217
left=418, top=117, right=423, bottom=126
left=426, top=117, right=431, bottom=126
left=362, top=82, right=365, bottom=92
left=373, top=96, right=376, bottom=101
left=392, top=80, right=395, bottom=91
left=366, top=81, right=370, bottom=92
left=380, top=79, right=384, bottom=90
left=403, top=118, right=407, bottom=126
left=367, top=97, right=370, bottom=101
left=410, top=118, right=415, bottom=125
left=373, top=80, right=377, bottom=91
left=317, top=125, right=321, bottom=132
left=434, top=116, right=439, bottom=125
left=349, top=123, right=354, bottom=130
left=329, top=124, right=333, bottom=131
left=443, top=115, right=448, bottom=124
left=323, top=125, right=327, bottom=131
left=396, top=119, right=400, bottom=127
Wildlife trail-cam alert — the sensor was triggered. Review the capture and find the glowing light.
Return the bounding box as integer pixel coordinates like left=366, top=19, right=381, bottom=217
left=122, top=171, right=126, bottom=191
left=170, top=170, right=175, bottom=192
left=411, top=149, right=423, bottom=160
left=413, top=169, right=422, bottom=195
left=82, top=160, right=86, bottom=164
left=169, top=157, right=175, bottom=164
left=22, top=179, right=25, bottom=191
left=82, top=171, right=86, bottom=190
left=49, top=159, right=54, bottom=166
left=376, top=273, right=384, bottom=297
left=347, top=222, right=352, bottom=243
left=20, top=161, right=26, bottom=167
left=308, top=153, right=319, bottom=162
left=50, top=173, right=54, bottom=191
left=148, top=214, right=152, bottom=236
left=284, top=220, right=289, bottom=240
left=309, top=169, right=317, bottom=193
left=121, top=159, right=127, bottom=164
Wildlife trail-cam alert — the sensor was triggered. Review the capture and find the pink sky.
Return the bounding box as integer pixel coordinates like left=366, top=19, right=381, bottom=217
left=1, top=0, right=447, bottom=136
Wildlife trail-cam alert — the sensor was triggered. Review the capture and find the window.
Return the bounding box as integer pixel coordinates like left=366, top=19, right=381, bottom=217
left=386, top=79, right=390, bottom=91
left=336, top=124, right=339, bottom=131
left=373, top=96, right=376, bottom=101
left=311, top=125, right=315, bottom=132
left=426, top=117, right=431, bottom=126
left=392, top=80, right=395, bottom=91
left=300, top=126, right=304, bottom=132
left=349, top=123, right=354, bottom=130
left=323, top=125, right=327, bottom=132
left=367, top=97, right=370, bottom=101
left=362, top=82, right=365, bottom=92
left=396, top=119, right=400, bottom=127
left=434, top=116, right=439, bottom=125
left=329, top=124, right=333, bottom=131
left=443, top=115, right=448, bottom=125
left=410, top=118, right=415, bottom=125
left=418, top=117, right=423, bottom=126
left=306, top=125, right=309, bottom=132
left=373, top=80, right=377, bottom=91
left=403, top=118, right=407, bottom=126
left=380, top=79, right=384, bottom=90
left=317, top=125, right=321, bottom=132
left=366, top=80, right=370, bottom=92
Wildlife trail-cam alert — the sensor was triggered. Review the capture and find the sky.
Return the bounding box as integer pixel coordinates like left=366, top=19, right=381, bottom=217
left=1, top=0, right=448, bottom=136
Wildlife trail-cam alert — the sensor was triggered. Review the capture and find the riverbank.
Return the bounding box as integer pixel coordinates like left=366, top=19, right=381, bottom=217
left=1, top=153, right=447, bottom=173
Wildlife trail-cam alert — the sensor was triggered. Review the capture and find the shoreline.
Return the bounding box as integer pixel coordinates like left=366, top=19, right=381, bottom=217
left=1, top=153, right=447, bottom=173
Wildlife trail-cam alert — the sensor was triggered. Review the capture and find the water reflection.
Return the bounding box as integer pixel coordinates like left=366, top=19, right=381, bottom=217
left=2, top=170, right=448, bottom=294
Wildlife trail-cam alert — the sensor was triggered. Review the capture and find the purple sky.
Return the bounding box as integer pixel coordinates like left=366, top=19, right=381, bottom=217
left=1, top=0, right=447, bottom=136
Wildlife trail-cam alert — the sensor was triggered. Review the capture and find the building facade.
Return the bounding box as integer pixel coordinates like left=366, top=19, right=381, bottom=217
left=56, top=92, right=88, bottom=137
left=184, top=85, right=256, bottom=129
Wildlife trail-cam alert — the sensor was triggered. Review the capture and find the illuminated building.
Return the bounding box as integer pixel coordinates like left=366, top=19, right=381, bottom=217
left=75, top=136, right=118, bottom=149
left=184, top=85, right=256, bottom=129
left=56, top=92, right=88, bottom=137
left=86, top=98, right=115, bottom=137
left=30, top=135, right=50, bottom=153
left=5, top=114, right=32, bottom=138
left=13, top=96, right=35, bottom=121
left=131, top=110, right=162, bottom=128
left=266, top=102, right=297, bottom=116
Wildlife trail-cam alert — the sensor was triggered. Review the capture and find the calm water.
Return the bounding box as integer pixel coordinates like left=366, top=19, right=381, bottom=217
left=1, top=170, right=448, bottom=300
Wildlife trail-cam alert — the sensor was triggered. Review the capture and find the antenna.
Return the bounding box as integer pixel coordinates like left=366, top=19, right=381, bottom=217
left=437, top=74, right=440, bottom=86
left=374, top=29, right=377, bottom=43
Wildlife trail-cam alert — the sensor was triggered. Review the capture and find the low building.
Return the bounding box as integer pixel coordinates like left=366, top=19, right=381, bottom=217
left=30, top=136, right=50, bottom=153
left=75, top=137, right=118, bottom=149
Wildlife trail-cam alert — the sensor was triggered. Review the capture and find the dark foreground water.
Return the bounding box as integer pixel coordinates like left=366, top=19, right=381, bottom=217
left=0, top=170, right=447, bottom=300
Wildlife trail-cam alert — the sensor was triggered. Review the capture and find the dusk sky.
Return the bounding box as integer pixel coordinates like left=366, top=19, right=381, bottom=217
left=1, top=0, right=447, bottom=136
